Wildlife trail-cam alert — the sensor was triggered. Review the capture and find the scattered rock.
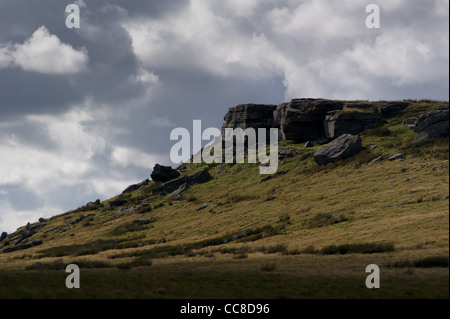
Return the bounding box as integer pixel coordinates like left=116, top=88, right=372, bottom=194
left=403, top=118, right=416, bottom=129
left=313, top=134, right=362, bottom=166
left=278, top=149, right=294, bottom=158
left=369, top=145, right=378, bottom=151
left=368, top=156, right=383, bottom=164
left=260, top=175, right=272, bottom=183
left=0, top=232, right=7, bottom=243
left=38, top=217, right=46, bottom=223
left=378, top=102, right=409, bottom=117
left=150, top=164, right=180, bottom=182
left=106, top=199, right=127, bottom=208
left=122, top=179, right=149, bottom=194
left=152, top=169, right=212, bottom=195
left=414, top=108, right=449, bottom=142
left=387, top=153, right=405, bottom=161
left=399, top=168, right=407, bottom=173
left=304, top=141, right=314, bottom=148
left=196, top=204, right=209, bottom=211
left=443, top=194, right=449, bottom=200
left=215, top=165, right=226, bottom=174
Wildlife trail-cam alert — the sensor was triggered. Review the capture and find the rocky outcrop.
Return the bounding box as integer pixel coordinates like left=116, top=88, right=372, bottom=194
left=122, top=179, right=150, bottom=194
left=222, top=104, right=277, bottom=131
left=414, top=108, right=449, bottom=142
left=377, top=102, right=409, bottom=117
left=313, top=134, right=362, bottom=166
left=274, top=99, right=344, bottom=141
left=152, top=169, right=212, bottom=195
left=151, top=164, right=180, bottom=182
left=324, top=112, right=381, bottom=139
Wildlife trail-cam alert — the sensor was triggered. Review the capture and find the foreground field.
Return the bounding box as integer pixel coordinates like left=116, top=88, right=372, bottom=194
left=0, top=100, right=448, bottom=299
left=0, top=254, right=448, bottom=299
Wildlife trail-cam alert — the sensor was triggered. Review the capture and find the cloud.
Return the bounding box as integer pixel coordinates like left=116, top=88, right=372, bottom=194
left=0, top=26, right=88, bottom=74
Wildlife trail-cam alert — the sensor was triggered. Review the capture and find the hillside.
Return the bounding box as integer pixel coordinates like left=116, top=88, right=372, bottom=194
left=0, top=99, right=448, bottom=299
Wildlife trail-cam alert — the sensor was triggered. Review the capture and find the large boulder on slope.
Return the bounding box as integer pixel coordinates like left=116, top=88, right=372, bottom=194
left=313, top=134, right=362, bottom=166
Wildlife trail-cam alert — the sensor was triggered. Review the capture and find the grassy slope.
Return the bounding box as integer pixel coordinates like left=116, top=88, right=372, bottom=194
left=0, top=100, right=448, bottom=298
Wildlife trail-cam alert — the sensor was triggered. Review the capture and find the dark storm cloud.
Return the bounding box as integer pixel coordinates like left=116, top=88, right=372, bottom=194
left=0, top=0, right=188, bottom=117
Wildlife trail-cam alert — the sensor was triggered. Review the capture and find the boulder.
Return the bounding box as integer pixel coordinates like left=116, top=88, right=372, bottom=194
left=313, top=134, right=362, bottom=166
left=414, top=108, right=449, bottom=142
left=368, top=156, right=383, bottom=164
left=377, top=102, right=409, bottom=117
left=150, top=164, right=180, bottom=182
left=122, top=179, right=150, bottom=194
left=324, top=112, right=381, bottom=139
left=152, top=169, right=212, bottom=195
left=387, top=153, right=405, bottom=161
left=0, top=232, right=7, bottom=243
left=221, top=103, right=278, bottom=141
left=274, top=99, right=344, bottom=141
left=106, top=199, right=127, bottom=208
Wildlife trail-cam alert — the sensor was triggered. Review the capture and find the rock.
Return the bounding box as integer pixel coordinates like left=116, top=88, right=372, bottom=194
left=221, top=103, right=278, bottom=141
left=387, top=153, right=404, bottom=161
left=324, top=112, right=381, bottom=139
left=122, top=179, right=150, bottom=194
left=377, top=102, right=409, bottom=117
left=369, top=145, right=378, bottom=151
left=274, top=99, right=344, bottom=141
left=215, top=165, right=226, bottom=174
left=38, top=217, right=46, bottom=223
left=150, top=164, right=180, bottom=182
left=170, top=183, right=188, bottom=196
left=313, top=134, right=362, bottom=166
left=0, top=232, right=7, bottom=243
left=152, top=169, right=212, bottom=195
left=443, top=194, right=449, bottom=200
left=368, top=156, right=383, bottom=164
left=304, top=141, right=314, bottom=148
left=3, top=244, right=33, bottom=253
left=414, top=108, right=449, bottom=142
left=196, top=204, right=209, bottom=211
left=403, top=118, right=416, bottom=129
left=260, top=175, right=272, bottom=183
left=106, top=199, right=127, bottom=208
left=278, top=149, right=294, bottom=158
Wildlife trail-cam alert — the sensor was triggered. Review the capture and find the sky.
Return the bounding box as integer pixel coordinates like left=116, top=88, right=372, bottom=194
left=0, top=0, right=448, bottom=233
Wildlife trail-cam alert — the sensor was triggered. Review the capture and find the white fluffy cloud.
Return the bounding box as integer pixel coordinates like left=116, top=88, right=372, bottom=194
left=124, top=0, right=449, bottom=100
left=0, top=25, right=88, bottom=74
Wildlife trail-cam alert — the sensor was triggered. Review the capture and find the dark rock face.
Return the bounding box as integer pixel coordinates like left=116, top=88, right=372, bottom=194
left=0, top=232, right=7, bottom=243
left=122, top=179, right=150, bottom=194
left=150, top=164, right=180, bottom=182
left=324, top=112, right=381, bottom=139
left=313, top=134, right=362, bottom=166
left=274, top=99, right=344, bottom=141
left=222, top=104, right=277, bottom=131
left=378, top=102, right=409, bottom=117
left=106, top=199, right=127, bottom=208
left=152, top=169, right=212, bottom=195
left=414, top=108, right=449, bottom=142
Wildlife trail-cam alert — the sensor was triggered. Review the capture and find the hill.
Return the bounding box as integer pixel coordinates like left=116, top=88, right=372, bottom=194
left=0, top=99, right=448, bottom=298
